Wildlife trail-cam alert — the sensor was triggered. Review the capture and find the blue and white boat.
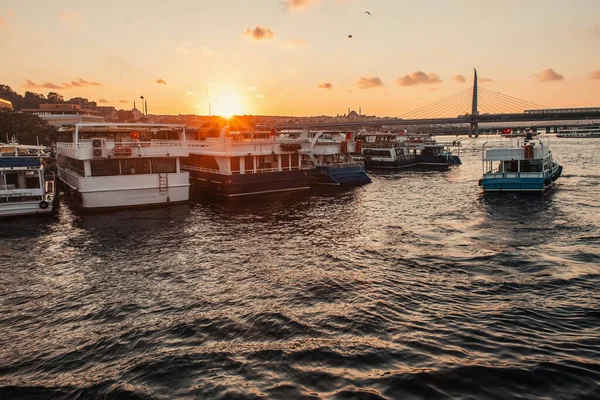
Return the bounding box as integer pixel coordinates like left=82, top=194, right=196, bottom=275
left=307, top=130, right=371, bottom=186
left=479, top=134, right=562, bottom=192
left=1, top=140, right=57, bottom=217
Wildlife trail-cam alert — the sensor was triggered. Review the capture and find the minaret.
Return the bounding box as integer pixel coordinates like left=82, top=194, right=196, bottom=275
left=359, top=107, right=362, bottom=116
left=134, top=101, right=136, bottom=109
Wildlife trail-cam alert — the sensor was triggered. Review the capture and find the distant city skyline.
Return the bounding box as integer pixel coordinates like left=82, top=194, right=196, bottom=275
left=1, top=0, right=599, bottom=116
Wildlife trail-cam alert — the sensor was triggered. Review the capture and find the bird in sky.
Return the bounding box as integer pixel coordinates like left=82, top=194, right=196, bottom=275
left=348, top=34, right=353, bottom=39
left=365, top=11, right=371, bottom=15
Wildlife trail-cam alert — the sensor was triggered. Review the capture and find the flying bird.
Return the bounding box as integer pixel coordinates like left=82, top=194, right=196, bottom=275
left=365, top=11, right=371, bottom=15
left=348, top=34, right=353, bottom=39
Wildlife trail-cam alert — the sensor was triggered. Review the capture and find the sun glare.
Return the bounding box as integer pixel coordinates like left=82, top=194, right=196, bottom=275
left=216, top=95, right=245, bottom=118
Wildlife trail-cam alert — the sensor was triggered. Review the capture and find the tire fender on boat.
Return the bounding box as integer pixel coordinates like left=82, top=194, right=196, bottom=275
left=39, top=200, right=49, bottom=209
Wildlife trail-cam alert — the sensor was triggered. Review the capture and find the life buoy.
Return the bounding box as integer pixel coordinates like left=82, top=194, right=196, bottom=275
left=39, top=200, right=49, bottom=209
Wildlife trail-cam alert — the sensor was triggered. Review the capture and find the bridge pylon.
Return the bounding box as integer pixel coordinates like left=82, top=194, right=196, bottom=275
left=468, top=69, right=479, bottom=137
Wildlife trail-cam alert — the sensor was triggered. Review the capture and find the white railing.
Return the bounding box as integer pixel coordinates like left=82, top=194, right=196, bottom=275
left=180, top=165, right=220, bottom=174
left=320, top=161, right=364, bottom=169
left=57, top=140, right=185, bottom=149
left=181, top=164, right=311, bottom=175
left=57, top=142, right=77, bottom=149
left=484, top=172, right=544, bottom=179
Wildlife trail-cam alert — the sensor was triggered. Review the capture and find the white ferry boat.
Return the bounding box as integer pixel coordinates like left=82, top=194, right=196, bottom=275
left=1, top=141, right=57, bottom=217
left=479, top=134, right=562, bottom=192
left=355, top=130, right=417, bottom=169
left=556, top=126, right=600, bottom=138
left=57, top=123, right=190, bottom=210
left=183, top=127, right=314, bottom=197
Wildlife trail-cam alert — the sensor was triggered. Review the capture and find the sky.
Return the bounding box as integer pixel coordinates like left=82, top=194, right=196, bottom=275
left=1, top=0, right=599, bottom=117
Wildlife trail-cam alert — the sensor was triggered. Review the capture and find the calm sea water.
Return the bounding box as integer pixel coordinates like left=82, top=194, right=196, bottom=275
left=1, top=136, right=599, bottom=399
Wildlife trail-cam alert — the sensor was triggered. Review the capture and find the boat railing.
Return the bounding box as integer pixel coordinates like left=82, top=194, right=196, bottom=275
left=320, top=161, right=364, bottom=169
left=58, top=166, right=83, bottom=189
left=362, top=142, right=401, bottom=149
left=182, top=164, right=311, bottom=175
left=57, top=140, right=186, bottom=149
left=483, top=171, right=544, bottom=179
left=0, top=193, right=44, bottom=202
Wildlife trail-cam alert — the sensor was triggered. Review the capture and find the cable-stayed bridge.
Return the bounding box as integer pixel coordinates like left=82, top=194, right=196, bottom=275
left=274, top=70, right=600, bottom=135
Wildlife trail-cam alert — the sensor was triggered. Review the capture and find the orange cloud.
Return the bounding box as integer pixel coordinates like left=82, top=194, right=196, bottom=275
left=0, top=18, right=4, bottom=26
left=24, top=79, right=63, bottom=90
left=397, top=71, right=442, bottom=87
left=58, top=12, right=81, bottom=20
left=453, top=75, right=466, bottom=83
left=156, top=78, right=168, bottom=85
left=119, top=100, right=129, bottom=103
left=480, top=77, right=493, bottom=83
left=8, top=9, right=16, bottom=17
left=285, top=39, right=308, bottom=47
left=589, top=71, right=600, bottom=80
left=318, top=82, right=332, bottom=89
left=98, top=99, right=110, bottom=104
left=244, top=25, right=275, bottom=40
left=64, top=78, right=104, bottom=88
left=24, top=78, right=104, bottom=90
left=594, top=25, right=600, bottom=34
left=357, top=76, right=384, bottom=89
left=281, top=0, right=312, bottom=10
left=534, top=68, right=564, bottom=82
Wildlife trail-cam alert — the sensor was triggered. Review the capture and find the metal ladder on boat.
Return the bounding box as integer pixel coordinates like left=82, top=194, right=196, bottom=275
left=158, top=173, right=169, bottom=195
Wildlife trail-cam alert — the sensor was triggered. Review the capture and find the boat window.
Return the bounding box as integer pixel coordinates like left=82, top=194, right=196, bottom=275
left=25, top=172, right=40, bottom=189
left=364, top=149, right=391, bottom=156
left=291, top=154, right=299, bottom=168
left=91, top=160, right=120, bottom=176
left=231, top=157, right=240, bottom=174
left=121, top=159, right=151, bottom=175
left=245, top=155, right=253, bottom=173
left=281, top=154, right=290, bottom=170
left=5, top=172, right=19, bottom=188
left=257, top=155, right=266, bottom=170
left=67, top=158, right=85, bottom=175
left=151, top=158, right=176, bottom=173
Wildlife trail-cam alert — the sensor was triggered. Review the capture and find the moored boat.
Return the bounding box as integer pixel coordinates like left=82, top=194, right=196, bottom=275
left=57, top=123, right=190, bottom=211
left=401, top=133, right=462, bottom=168
left=479, top=133, right=562, bottom=192
left=556, top=126, right=600, bottom=138
left=1, top=141, right=57, bottom=217
left=355, top=130, right=417, bottom=170
left=289, top=129, right=371, bottom=186
left=183, top=127, right=314, bottom=197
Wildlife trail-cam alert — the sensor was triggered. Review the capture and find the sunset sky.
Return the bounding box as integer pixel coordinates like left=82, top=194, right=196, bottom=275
left=1, top=0, right=599, bottom=117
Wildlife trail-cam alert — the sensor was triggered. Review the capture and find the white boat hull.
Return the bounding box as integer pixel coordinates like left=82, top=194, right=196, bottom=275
left=0, top=201, right=54, bottom=217
left=59, top=168, right=190, bottom=210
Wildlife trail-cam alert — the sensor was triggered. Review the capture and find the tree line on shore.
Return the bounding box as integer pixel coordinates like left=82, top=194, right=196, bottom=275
left=0, top=84, right=59, bottom=145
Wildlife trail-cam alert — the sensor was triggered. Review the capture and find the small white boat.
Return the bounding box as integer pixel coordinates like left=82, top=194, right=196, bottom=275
left=57, top=123, right=190, bottom=211
left=479, top=134, right=563, bottom=192
left=1, top=141, right=57, bottom=217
